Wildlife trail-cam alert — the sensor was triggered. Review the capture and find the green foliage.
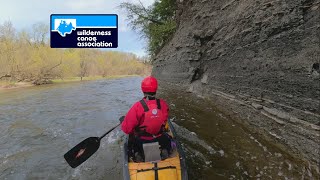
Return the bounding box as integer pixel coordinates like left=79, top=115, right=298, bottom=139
left=120, top=0, right=177, bottom=57
left=0, top=21, right=151, bottom=83
left=149, top=20, right=176, bottom=55
left=152, top=0, right=176, bottom=21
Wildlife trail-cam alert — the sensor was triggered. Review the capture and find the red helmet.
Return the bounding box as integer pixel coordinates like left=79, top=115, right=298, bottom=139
left=141, top=76, right=158, bottom=93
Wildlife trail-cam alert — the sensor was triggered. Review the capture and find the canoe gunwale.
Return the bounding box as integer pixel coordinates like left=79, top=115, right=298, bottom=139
left=122, top=138, right=130, bottom=180
left=168, top=119, right=188, bottom=180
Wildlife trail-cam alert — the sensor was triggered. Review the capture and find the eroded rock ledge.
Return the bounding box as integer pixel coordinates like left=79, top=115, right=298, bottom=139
left=152, top=0, right=320, bottom=167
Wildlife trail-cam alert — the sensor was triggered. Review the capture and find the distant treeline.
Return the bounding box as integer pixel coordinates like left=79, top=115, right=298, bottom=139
left=0, top=21, right=151, bottom=84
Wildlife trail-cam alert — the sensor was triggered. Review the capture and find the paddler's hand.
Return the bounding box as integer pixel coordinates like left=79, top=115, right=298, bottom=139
left=119, top=116, right=125, bottom=123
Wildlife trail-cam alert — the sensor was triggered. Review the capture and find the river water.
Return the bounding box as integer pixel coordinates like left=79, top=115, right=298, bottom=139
left=0, top=77, right=317, bottom=179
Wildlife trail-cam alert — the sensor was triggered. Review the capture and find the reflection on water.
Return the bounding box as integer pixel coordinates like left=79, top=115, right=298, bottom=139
left=0, top=77, right=318, bottom=179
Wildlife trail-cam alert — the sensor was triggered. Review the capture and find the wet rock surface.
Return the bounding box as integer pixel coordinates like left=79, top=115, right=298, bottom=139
left=152, top=0, right=320, bottom=173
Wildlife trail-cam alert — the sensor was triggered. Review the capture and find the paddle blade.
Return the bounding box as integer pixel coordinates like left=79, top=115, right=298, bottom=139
left=64, top=137, right=100, bottom=168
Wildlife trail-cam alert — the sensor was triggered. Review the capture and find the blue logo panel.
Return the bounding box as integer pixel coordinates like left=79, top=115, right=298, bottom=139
left=50, top=14, right=118, bottom=48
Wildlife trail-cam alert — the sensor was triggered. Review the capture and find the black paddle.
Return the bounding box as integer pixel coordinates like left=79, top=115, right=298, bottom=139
left=64, top=122, right=121, bottom=168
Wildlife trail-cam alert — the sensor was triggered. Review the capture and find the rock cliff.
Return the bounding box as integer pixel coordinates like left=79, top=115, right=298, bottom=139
left=153, top=0, right=319, bottom=167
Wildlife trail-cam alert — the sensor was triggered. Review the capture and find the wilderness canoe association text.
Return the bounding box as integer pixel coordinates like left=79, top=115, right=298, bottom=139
left=77, top=30, right=113, bottom=47
left=77, top=30, right=112, bottom=36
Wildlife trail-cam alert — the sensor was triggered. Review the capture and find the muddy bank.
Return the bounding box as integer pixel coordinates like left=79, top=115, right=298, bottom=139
left=0, top=76, right=141, bottom=90
left=157, top=81, right=320, bottom=178
left=0, top=82, right=34, bottom=90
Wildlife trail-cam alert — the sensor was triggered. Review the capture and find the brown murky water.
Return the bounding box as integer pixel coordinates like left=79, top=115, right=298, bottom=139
left=0, top=77, right=317, bottom=179
left=157, top=87, right=318, bottom=180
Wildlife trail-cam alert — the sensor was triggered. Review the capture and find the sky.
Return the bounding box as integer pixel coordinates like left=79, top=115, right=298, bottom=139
left=0, top=0, right=155, bottom=57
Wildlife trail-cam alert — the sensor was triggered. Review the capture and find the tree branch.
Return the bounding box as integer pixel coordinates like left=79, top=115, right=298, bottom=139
left=138, top=0, right=149, bottom=15
left=0, top=74, right=11, bottom=79
left=122, top=2, right=164, bottom=25
left=47, top=60, right=62, bottom=72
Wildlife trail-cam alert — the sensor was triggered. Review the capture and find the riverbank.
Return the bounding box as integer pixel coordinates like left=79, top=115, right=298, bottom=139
left=0, top=81, right=34, bottom=90
left=51, top=75, right=140, bottom=83
left=0, top=75, right=141, bottom=90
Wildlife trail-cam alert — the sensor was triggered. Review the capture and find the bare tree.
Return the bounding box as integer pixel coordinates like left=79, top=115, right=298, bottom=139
left=0, top=21, right=17, bottom=80
left=79, top=50, right=89, bottom=81
left=31, top=22, right=48, bottom=45
left=0, top=21, right=15, bottom=40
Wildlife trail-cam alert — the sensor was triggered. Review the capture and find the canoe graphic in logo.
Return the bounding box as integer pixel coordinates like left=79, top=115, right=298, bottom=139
left=152, top=109, right=158, bottom=115
left=54, top=19, right=76, bottom=37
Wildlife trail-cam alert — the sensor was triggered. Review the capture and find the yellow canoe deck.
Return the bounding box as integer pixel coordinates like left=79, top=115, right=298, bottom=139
left=128, top=155, right=182, bottom=180
left=125, top=121, right=186, bottom=180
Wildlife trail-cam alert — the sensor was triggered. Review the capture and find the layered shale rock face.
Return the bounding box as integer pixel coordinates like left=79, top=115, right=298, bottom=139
left=153, top=0, right=319, bottom=165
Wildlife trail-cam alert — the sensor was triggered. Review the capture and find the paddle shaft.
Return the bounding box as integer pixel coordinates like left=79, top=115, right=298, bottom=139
left=99, top=123, right=120, bottom=140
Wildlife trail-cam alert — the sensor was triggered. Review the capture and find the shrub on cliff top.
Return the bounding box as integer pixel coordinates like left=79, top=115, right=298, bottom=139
left=120, top=0, right=177, bottom=58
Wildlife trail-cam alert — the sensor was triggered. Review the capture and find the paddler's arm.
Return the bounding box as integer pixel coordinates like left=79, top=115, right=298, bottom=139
left=160, top=99, right=170, bottom=131
left=121, top=102, right=140, bottom=134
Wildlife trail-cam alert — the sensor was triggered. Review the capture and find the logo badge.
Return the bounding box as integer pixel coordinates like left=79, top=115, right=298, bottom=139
left=50, top=14, right=118, bottom=48
left=152, top=109, right=158, bottom=115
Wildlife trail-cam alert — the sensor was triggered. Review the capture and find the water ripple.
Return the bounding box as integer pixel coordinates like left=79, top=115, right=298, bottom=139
left=0, top=77, right=142, bottom=179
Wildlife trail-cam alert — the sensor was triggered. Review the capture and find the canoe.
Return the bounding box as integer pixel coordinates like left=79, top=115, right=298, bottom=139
left=122, top=119, right=188, bottom=180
